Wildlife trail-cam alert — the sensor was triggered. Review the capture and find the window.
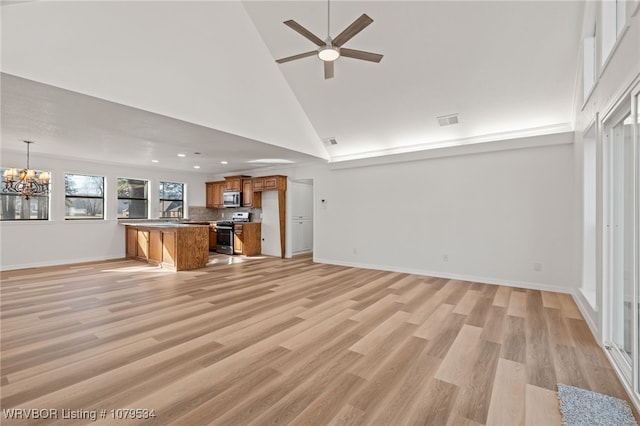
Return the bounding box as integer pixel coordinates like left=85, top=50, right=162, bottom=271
left=601, top=0, right=627, bottom=65
left=159, top=181, right=184, bottom=219
left=0, top=166, right=49, bottom=220
left=65, top=174, right=104, bottom=220
left=117, top=178, right=148, bottom=219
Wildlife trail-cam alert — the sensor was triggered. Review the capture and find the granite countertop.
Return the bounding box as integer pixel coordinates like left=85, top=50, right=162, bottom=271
left=122, top=222, right=210, bottom=228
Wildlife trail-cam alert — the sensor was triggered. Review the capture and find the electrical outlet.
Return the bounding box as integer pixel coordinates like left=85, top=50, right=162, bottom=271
left=352, top=248, right=358, bottom=255
left=534, top=262, right=542, bottom=272
left=443, top=254, right=449, bottom=262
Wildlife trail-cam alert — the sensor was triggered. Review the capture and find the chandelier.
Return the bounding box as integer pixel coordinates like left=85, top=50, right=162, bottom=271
left=2, top=141, right=50, bottom=200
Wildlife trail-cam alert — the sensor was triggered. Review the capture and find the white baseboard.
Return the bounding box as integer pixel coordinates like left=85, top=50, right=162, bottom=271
left=571, top=288, right=600, bottom=340
left=312, top=256, right=573, bottom=294
left=0, top=256, right=123, bottom=272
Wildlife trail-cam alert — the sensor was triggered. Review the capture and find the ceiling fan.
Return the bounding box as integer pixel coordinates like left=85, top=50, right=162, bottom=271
left=275, top=0, right=383, bottom=79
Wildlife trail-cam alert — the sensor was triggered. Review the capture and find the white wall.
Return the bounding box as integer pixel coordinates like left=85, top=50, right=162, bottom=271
left=249, top=134, right=577, bottom=293
left=0, top=151, right=206, bottom=270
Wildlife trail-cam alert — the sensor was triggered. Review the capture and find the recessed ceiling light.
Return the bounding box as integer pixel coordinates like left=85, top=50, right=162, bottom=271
left=177, top=153, right=186, bottom=157
left=151, top=159, right=159, bottom=163
left=220, top=161, right=228, bottom=165
left=194, top=152, right=201, bottom=155
left=193, top=165, right=200, bottom=169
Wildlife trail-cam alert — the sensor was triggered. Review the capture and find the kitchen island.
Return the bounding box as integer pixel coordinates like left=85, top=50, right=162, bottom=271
left=124, top=223, right=209, bottom=271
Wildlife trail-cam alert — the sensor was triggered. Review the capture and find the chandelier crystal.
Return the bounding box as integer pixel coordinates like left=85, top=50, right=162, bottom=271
left=3, top=141, right=50, bottom=200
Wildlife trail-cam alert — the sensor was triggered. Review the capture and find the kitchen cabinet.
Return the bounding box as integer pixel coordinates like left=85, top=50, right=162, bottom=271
left=291, top=220, right=313, bottom=254
left=206, top=181, right=224, bottom=208
left=233, top=222, right=261, bottom=256
left=242, top=178, right=261, bottom=208
left=224, top=175, right=250, bottom=191
left=253, top=175, right=287, bottom=192
left=125, top=224, right=209, bottom=270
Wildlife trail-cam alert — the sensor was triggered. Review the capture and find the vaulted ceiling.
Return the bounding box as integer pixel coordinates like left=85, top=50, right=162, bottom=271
left=1, top=1, right=584, bottom=174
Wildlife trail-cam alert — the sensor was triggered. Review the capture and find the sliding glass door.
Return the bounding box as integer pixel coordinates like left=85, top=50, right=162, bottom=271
left=603, top=85, right=639, bottom=399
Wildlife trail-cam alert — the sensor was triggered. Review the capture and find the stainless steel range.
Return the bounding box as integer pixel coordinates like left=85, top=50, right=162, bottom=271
left=216, top=212, right=250, bottom=255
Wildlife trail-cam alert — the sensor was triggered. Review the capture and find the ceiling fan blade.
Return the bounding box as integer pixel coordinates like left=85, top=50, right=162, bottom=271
left=324, top=61, right=334, bottom=79
left=283, top=20, right=325, bottom=47
left=276, top=51, right=317, bottom=64
left=340, top=48, right=383, bottom=63
left=331, top=14, right=374, bottom=47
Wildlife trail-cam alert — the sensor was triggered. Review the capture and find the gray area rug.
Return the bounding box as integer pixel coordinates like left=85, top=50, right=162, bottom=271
left=557, top=384, right=638, bottom=426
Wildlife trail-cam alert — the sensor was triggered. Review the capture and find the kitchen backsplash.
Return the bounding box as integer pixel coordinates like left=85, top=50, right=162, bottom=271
left=188, top=206, right=262, bottom=222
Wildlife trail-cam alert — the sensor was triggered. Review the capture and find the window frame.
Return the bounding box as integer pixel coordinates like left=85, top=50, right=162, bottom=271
left=117, top=177, right=149, bottom=220
left=158, top=181, right=185, bottom=219
left=64, top=173, right=105, bottom=220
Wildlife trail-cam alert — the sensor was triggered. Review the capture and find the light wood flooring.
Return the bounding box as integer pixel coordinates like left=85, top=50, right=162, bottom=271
left=1, top=254, right=637, bottom=425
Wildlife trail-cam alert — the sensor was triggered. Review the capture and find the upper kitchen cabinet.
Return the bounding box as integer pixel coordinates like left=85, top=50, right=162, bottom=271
left=242, top=177, right=261, bottom=208
left=206, top=181, right=224, bottom=208
left=224, top=175, right=251, bottom=191
left=253, top=175, right=287, bottom=192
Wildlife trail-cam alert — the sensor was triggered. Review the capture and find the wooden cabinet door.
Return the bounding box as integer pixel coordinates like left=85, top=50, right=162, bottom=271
left=225, top=178, right=241, bottom=191
left=242, top=179, right=253, bottom=207
left=162, top=231, right=176, bottom=267
left=149, top=229, right=163, bottom=264
left=253, top=175, right=286, bottom=192
left=212, top=182, right=224, bottom=207
left=206, top=183, right=214, bottom=208
left=233, top=225, right=244, bottom=255
left=242, top=223, right=261, bottom=256
left=126, top=227, right=137, bottom=258
left=206, top=181, right=225, bottom=208
left=136, top=229, right=149, bottom=260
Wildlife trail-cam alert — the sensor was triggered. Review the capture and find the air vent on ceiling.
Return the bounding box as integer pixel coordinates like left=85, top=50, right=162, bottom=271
left=322, top=137, right=338, bottom=146
left=437, top=114, right=459, bottom=126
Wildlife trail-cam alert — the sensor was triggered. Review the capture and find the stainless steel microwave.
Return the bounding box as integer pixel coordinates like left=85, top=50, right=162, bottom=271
left=223, top=190, right=241, bottom=207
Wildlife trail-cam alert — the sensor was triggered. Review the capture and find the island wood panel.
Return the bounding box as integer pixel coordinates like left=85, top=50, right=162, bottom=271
left=124, top=225, right=208, bottom=271
left=136, top=229, right=149, bottom=260
left=162, top=231, right=176, bottom=268
left=0, top=255, right=637, bottom=425
left=149, top=230, right=163, bottom=264
left=125, top=227, right=137, bottom=258
left=173, top=226, right=209, bottom=271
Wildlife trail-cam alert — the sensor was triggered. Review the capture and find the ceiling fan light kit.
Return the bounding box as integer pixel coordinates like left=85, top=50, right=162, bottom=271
left=318, top=46, right=340, bottom=62
left=276, top=0, right=383, bottom=79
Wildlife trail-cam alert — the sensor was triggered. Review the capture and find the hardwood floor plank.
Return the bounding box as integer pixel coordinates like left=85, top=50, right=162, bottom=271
left=403, top=378, right=459, bottom=426
left=507, top=290, right=527, bottom=318
left=348, top=310, right=411, bottom=355
left=485, top=358, right=527, bottom=426
left=525, top=290, right=557, bottom=390
left=414, top=303, right=456, bottom=340
left=453, top=339, right=501, bottom=424
left=480, top=305, right=506, bottom=344
left=453, top=289, right=482, bottom=315
left=492, top=286, right=511, bottom=307
left=501, top=315, right=527, bottom=363
left=434, top=325, right=483, bottom=386
left=525, top=384, right=562, bottom=426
